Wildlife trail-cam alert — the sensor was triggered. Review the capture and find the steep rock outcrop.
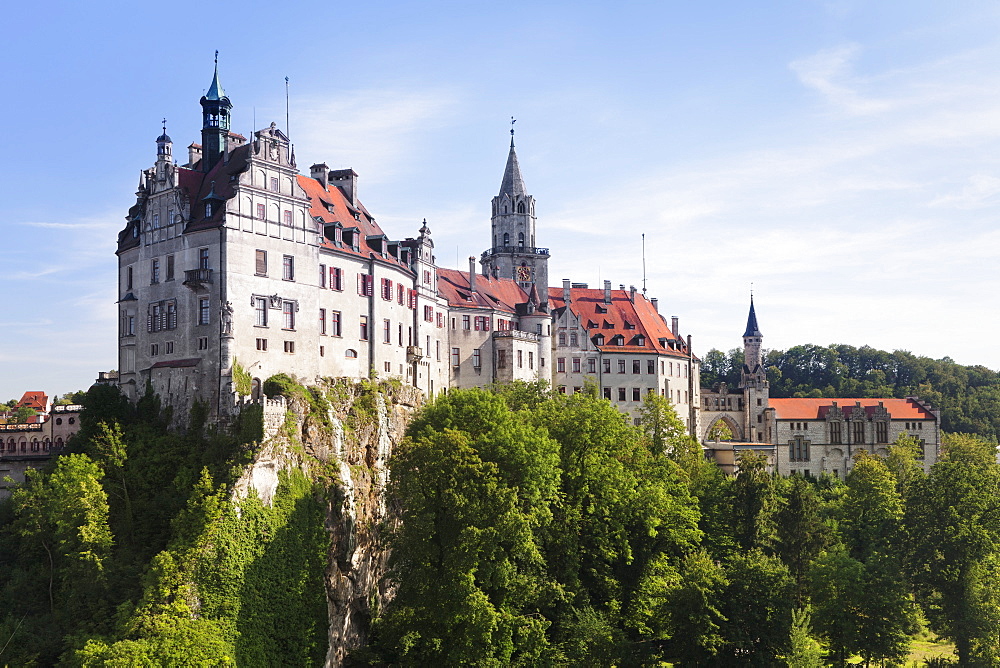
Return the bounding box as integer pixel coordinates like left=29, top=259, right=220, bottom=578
left=232, top=379, right=422, bottom=666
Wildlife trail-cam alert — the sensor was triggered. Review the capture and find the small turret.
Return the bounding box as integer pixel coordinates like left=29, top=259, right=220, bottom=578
left=199, top=52, right=232, bottom=173
left=156, top=119, right=172, bottom=162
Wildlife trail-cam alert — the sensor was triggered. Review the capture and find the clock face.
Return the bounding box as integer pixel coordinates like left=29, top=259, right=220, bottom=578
left=516, top=266, right=531, bottom=281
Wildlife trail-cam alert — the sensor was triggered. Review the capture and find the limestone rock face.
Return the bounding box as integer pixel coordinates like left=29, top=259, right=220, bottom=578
left=231, top=380, right=421, bottom=666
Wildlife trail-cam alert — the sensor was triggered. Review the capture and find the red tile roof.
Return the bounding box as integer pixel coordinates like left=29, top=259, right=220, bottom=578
left=548, top=287, right=691, bottom=358
left=296, top=175, right=410, bottom=271
left=436, top=268, right=528, bottom=312
left=769, top=398, right=934, bottom=420
left=16, top=391, right=47, bottom=412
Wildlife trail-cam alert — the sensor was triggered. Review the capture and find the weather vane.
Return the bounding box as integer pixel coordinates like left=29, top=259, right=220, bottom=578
left=162, top=117, right=167, bottom=134
left=510, top=117, right=516, bottom=146
left=215, top=49, right=219, bottom=65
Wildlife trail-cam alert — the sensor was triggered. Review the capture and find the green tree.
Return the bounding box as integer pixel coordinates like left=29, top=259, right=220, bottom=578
left=731, top=451, right=778, bottom=552
left=717, top=549, right=794, bottom=666
left=905, top=433, right=1000, bottom=665
left=372, top=390, right=562, bottom=665
left=657, top=549, right=728, bottom=666
left=775, top=475, right=831, bottom=605
left=11, top=454, right=114, bottom=639
left=809, top=548, right=863, bottom=665
left=885, top=432, right=925, bottom=496
left=12, top=405, right=37, bottom=424
left=638, top=392, right=687, bottom=455
left=784, top=606, right=825, bottom=668
left=838, top=453, right=915, bottom=665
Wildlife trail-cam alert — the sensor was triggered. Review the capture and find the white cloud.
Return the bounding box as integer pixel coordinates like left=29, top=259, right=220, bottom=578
left=790, top=44, right=892, bottom=115
left=292, top=88, right=462, bottom=184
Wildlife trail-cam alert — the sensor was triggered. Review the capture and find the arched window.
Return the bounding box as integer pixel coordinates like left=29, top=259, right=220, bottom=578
left=345, top=349, right=358, bottom=358
left=55, top=437, right=64, bottom=450
left=517, top=202, right=525, bottom=213
left=518, top=232, right=525, bottom=246
left=43, top=438, right=50, bottom=451
left=503, top=233, right=509, bottom=246
left=7, top=438, right=13, bottom=452
left=31, top=439, right=39, bottom=452
left=19, top=439, right=27, bottom=452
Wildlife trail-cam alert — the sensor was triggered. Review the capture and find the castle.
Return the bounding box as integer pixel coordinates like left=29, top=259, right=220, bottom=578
left=700, top=300, right=941, bottom=475
left=116, top=64, right=701, bottom=432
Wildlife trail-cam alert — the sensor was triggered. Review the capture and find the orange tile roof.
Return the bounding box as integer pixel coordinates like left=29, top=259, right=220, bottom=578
left=548, top=287, right=692, bottom=358
left=17, top=391, right=47, bottom=411
left=436, top=268, right=527, bottom=312
left=297, top=174, right=410, bottom=271
left=769, top=398, right=934, bottom=420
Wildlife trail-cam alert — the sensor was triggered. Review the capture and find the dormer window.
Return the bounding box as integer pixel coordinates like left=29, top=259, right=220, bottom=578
left=596, top=304, right=607, bottom=313
left=205, top=202, right=213, bottom=217
left=594, top=334, right=605, bottom=345
left=636, top=335, right=645, bottom=346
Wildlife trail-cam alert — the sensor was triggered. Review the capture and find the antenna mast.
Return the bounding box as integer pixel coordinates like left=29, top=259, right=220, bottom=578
left=642, top=234, right=647, bottom=295
left=284, top=77, right=290, bottom=138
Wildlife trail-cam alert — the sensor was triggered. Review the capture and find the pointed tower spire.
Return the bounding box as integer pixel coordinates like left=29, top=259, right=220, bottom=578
left=206, top=50, right=226, bottom=100
left=744, top=296, right=762, bottom=337
left=199, top=51, right=232, bottom=173
left=499, top=144, right=526, bottom=198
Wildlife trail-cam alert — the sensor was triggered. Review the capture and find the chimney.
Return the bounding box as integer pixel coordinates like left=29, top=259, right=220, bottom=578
left=671, top=316, right=679, bottom=337
left=187, top=143, right=202, bottom=167
left=469, top=256, right=477, bottom=293
left=604, top=280, right=612, bottom=304
left=329, top=169, right=358, bottom=207
left=562, top=279, right=572, bottom=305
left=310, top=163, right=329, bottom=188
left=651, top=298, right=658, bottom=312
left=629, top=285, right=636, bottom=302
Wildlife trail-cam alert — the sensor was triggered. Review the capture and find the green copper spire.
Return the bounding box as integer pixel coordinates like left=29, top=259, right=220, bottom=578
left=205, top=50, right=226, bottom=101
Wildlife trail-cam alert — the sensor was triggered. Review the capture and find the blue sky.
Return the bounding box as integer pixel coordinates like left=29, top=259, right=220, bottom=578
left=2, top=1, right=998, bottom=399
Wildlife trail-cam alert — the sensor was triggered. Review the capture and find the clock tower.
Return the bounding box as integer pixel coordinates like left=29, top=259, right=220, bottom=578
left=481, top=133, right=549, bottom=302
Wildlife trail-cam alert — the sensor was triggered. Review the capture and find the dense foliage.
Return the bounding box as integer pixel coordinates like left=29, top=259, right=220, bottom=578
left=701, top=344, right=1000, bottom=440
left=0, top=384, right=330, bottom=666
left=362, top=384, right=999, bottom=666
left=3, top=378, right=999, bottom=665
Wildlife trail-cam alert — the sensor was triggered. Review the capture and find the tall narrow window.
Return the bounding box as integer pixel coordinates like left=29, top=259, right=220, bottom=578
left=330, top=311, right=341, bottom=337
left=198, top=298, right=210, bottom=325
left=283, top=210, right=292, bottom=227
left=256, top=203, right=265, bottom=219
left=283, top=301, right=295, bottom=330
left=255, top=297, right=268, bottom=327
left=876, top=421, right=888, bottom=444
left=319, top=264, right=327, bottom=288
left=330, top=267, right=343, bottom=291
left=199, top=248, right=210, bottom=270
left=126, top=266, right=133, bottom=290
left=451, top=347, right=460, bottom=367
left=830, top=422, right=842, bottom=445
left=256, top=249, right=267, bottom=276
left=151, top=259, right=160, bottom=284
left=852, top=421, right=865, bottom=444
left=282, top=255, right=294, bottom=281
left=359, top=316, right=369, bottom=340
left=383, top=319, right=391, bottom=343
left=166, top=255, right=175, bottom=281
left=270, top=176, right=279, bottom=192
left=319, top=308, right=327, bottom=335
left=473, top=349, right=481, bottom=368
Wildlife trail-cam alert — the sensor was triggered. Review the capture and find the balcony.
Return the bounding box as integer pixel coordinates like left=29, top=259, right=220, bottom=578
left=480, top=246, right=550, bottom=260
left=406, top=346, right=424, bottom=362
left=493, top=330, right=539, bottom=342
left=183, top=268, right=213, bottom=288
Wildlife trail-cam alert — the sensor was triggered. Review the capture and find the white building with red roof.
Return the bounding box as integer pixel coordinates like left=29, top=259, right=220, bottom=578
left=701, top=301, right=941, bottom=476
left=115, top=64, right=702, bottom=435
